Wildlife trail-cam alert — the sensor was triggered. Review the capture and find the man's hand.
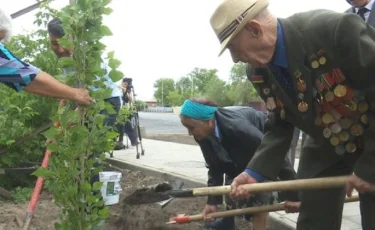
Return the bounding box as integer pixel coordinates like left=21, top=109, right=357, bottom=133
left=72, top=88, right=93, bottom=105
left=283, top=201, right=300, bottom=213
left=202, top=204, right=218, bottom=222
left=346, top=174, right=375, bottom=197
left=230, top=172, right=258, bottom=200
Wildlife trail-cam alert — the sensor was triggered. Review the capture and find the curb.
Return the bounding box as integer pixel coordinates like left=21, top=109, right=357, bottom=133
left=105, top=158, right=296, bottom=230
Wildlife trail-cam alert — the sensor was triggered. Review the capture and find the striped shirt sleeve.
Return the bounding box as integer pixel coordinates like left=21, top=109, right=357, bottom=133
left=0, top=43, right=40, bottom=92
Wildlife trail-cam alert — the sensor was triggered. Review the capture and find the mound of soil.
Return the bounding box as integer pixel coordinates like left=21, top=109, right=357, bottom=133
left=0, top=169, right=252, bottom=230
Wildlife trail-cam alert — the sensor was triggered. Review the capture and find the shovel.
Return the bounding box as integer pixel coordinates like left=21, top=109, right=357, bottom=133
left=124, top=176, right=349, bottom=205
left=166, top=195, right=360, bottom=224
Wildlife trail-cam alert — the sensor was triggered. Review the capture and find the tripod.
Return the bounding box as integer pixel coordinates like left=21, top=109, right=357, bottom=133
left=129, top=86, right=145, bottom=159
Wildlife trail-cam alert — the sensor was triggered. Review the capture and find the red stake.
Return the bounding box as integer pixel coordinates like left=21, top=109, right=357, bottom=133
left=23, top=100, right=65, bottom=230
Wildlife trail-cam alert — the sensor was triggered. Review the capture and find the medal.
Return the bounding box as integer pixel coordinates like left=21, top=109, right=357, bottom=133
left=335, top=145, right=346, bottom=155
left=311, top=60, right=319, bottom=69
left=323, top=128, right=332, bottom=138
left=350, top=124, right=363, bottom=137
left=280, top=109, right=286, bottom=120
left=330, top=135, right=340, bottom=146
left=319, top=56, right=327, bottom=65
left=345, top=142, right=357, bottom=153
left=322, top=113, right=334, bottom=124
left=360, top=114, right=368, bottom=125
left=262, top=87, right=271, bottom=96
left=324, top=91, right=335, bottom=102
left=342, top=100, right=357, bottom=112
left=358, top=101, right=369, bottom=113
left=338, top=131, right=349, bottom=142
left=332, top=68, right=345, bottom=84
left=297, top=80, right=307, bottom=93
left=330, top=122, right=342, bottom=134
left=266, top=97, right=276, bottom=110
left=328, top=108, right=342, bottom=121
left=339, top=118, right=352, bottom=129
left=298, top=102, right=308, bottom=112
left=315, top=116, right=323, bottom=126
left=334, top=85, right=347, bottom=97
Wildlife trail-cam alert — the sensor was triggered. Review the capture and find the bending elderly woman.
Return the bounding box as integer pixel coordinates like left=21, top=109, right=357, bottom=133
left=180, top=98, right=300, bottom=230
left=0, top=8, right=92, bottom=105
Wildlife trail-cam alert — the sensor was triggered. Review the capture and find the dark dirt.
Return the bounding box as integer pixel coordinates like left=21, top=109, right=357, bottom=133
left=123, top=187, right=171, bottom=205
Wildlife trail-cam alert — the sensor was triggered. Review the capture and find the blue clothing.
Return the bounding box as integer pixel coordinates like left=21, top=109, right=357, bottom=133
left=0, top=42, right=40, bottom=91
left=244, top=20, right=291, bottom=183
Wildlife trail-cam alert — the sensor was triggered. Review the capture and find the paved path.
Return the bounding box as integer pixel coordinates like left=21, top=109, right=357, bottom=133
left=139, top=112, right=187, bottom=135
left=110, top=138, right=362, bottom=230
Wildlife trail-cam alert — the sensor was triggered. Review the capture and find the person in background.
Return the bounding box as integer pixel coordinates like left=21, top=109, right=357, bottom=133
left=0, top=8, right=92, bottom=105
left=180, top=98, right=299, bottom=230
left=115, top=78, right=138, bottom=150
left=345, top=0, right=375, bottom=26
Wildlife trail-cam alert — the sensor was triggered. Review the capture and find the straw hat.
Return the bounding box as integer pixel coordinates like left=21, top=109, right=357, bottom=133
left=210, top=0, right=269, bottom=56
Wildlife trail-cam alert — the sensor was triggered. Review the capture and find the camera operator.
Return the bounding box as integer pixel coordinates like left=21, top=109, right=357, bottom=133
left=115, top=78, right=138, bottom=149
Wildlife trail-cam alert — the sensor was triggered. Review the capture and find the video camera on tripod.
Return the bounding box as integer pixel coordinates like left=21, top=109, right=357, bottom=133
left=116, top=77, right=145, bottom=159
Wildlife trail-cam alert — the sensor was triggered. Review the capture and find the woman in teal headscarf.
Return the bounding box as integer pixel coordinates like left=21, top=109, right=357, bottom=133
left=180, top=98, right=299, bottom=230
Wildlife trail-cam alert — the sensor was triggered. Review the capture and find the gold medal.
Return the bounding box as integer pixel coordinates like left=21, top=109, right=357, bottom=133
left=334, top=85, right=347, bottom=97
left=345, top=142, right=357, bottom=153
left=311, top=60, right=319, bottom=69
left=338, top=131, right=349, bottom=142
left=324, top=91, right=335, bottom=102
left=335, top=145, right=346, bottom=155
left=319, top=56, right=327, bottom=65
left=298, top=102, right=308, bottom=112
left=330, top=135, right=340, bottom=146
left=360, top=114, right=368, bottom=125
left=322, top=113, right=334, bottom=124
left=323, top=128, right=332, bottom=138
left=350, top=124, right=363, bottom=137
left=339, top=118, right=352, bottom=129
left=342, top=100, right=357, bottom=112
left=358, top=101, right=369, bottom=113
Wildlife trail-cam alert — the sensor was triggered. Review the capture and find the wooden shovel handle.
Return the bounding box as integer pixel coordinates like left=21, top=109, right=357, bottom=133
left=193, top=176, right=349, bottom=196
left=188, top=195, right=359, bottom=222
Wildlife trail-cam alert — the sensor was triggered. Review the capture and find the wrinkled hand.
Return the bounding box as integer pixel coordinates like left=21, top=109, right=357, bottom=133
left=73, top=88, right=93, bottom=105
left=284, top=201, right=300, bottom=213
left=230, top=172, right=258, bottom=200
left=346, top=174, right=375, bottom=197
left=202, top=204, right=218, bottom=222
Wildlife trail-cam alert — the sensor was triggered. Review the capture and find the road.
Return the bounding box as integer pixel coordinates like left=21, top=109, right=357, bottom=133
left=138, top=112, right=187, bottom=135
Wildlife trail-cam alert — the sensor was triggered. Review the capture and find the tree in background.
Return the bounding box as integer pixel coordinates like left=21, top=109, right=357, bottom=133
left=153, top=78, right=175, bottom=106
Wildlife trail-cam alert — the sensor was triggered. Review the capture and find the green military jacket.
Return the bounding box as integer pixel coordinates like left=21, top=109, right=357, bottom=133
left=246, top=9, right=375, bottom=183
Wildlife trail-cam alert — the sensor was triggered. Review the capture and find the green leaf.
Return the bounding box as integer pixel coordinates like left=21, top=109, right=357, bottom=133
left=57, top=57, right=75, bottom=68
left=42, top=127, right=59, bottom=140
left=107, top=51, right=114, bottom=59
left=83, top=182, right=92, bottom=191
left=93, top=181, right=102, bottom=191
left=103, top=7, right=113, bottom=15
left=46, top=143, right=58, bottom=152
left=109, top=70, right=124, bottom=82
left=98, top=207, right=109, bottom=217
left=99, top=25, right=112, bottom=36
left=32, top=168, right=55, bottom=178
left=108, top=58, right=121, bottom=69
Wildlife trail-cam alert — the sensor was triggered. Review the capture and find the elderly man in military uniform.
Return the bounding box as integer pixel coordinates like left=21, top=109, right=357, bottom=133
left=209, top=0, right=375, bottom=229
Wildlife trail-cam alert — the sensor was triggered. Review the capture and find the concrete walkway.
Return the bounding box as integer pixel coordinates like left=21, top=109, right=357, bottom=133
left=110, top=139, right=362, bottom=230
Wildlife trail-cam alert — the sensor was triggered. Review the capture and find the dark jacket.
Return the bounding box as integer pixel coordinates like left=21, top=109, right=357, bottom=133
left=245, top=10, right=375, bottom=185
left=196, top=106, right=297, bottom=205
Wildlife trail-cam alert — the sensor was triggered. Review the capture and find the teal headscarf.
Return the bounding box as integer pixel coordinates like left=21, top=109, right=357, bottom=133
left=180, top=99, right=217, bottom=120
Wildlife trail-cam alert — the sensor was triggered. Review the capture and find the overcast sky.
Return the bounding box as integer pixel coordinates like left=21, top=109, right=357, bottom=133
left=4, top=0, right=350, bottom=100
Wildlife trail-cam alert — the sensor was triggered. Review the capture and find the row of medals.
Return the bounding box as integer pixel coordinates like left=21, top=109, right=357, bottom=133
left=253, top=55, right=368, bottom=155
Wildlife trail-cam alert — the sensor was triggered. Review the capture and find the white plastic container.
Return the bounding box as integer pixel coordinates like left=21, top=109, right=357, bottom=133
left=99, top=171, right=122, bottom=205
